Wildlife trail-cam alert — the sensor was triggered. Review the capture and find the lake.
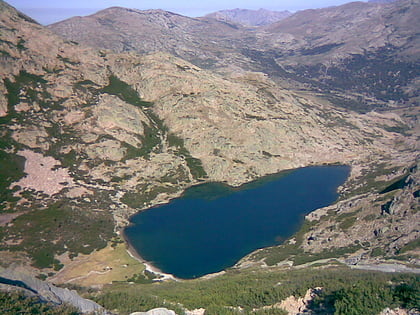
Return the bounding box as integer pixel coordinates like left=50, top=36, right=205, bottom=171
left=124, top=165, right=350, bottom=279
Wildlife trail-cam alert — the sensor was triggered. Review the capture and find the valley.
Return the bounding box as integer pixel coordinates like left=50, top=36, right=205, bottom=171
left=0, top=0, right=418, bottom=314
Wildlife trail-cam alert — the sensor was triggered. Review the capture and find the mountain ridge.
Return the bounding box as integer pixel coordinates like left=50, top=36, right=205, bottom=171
left=204, top=8, right=292, bottom=26
left=48, top=0, right=420, bottom=110
left=0, top=1, right=418, bottom=312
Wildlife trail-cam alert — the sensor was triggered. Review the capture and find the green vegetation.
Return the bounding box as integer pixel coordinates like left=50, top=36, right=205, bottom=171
left=122, top=123, right=162, bottom=160
left=45, top=123, right=86, bottom=173
left=89, top=74, right=206, bottom=179
left=92, top=267, right=419, bottom=315
left=380, top=175, right=410, bottom=194
left=0, top=291, right=80, bottom=315
left=312, top=278, right=419, bottom=314
left=167, top=132, right=207, bottom=179
left=370, top=247, right=386, bottom=257
left=101, top=75, right=153, bottom=108
left=16, top=37, right=26, bottom=51
left=301, top=43, right=344, bottom=56
left=338, top=217, right=357, bottom=231
left=0, top=150, right=25, bottom=210
left=2, top=70, right=62, bottom=118
left=363, top=214, right=377, bottom=221
left=249, top=217, right=363, bottom=266
left=127, top=270, right=161, bottom=284
left=121, top=184, right=179, bottom=209
left=397, top=238, right=420, bottom=255
left=343, top=163, right=408, bottom=198
left=0, top=201, right=115, bottom=268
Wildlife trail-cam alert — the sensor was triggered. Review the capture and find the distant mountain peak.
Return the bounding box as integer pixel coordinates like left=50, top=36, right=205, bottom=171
left=368, top=0, right=398, bottom=3
left=205, top=8, right=291, bottom=26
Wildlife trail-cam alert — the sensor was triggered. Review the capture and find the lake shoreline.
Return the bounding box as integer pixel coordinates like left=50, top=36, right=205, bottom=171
left=123, top=165, right=351, bottom=279
left=121, top=229, right=179, bottom=281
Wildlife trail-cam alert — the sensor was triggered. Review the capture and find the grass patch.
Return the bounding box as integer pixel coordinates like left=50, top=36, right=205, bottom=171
left=370, top=247, right=386, bottom=257
left=338, top=217, right=357, bottom=231
left=52, top=242, right=146, bottom=287
left=292, top=245, right=362, bottom=266
left=363, top=214, right=377, bottom=221
left=0, top=201, right=115, bottom=268
left=397, top=238, right=420, bottom=255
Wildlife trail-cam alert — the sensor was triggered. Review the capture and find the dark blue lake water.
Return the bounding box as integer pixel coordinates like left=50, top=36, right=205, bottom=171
left=124, top=165, right=350, bottom=279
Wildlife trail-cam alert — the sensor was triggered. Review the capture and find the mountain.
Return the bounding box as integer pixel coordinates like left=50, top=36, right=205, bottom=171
left=0, top=0, right=419, bottom=313
left=48, top=7, right=246, bottom=68
left=258, top=0, right=420, bottom=109
left=369, top=0, right=398, bottom=3
left=3, top=0, right=417, bottom=271
left=204, top=8, right=291, bottom=26
left=49, top=0, right=420, bottom=111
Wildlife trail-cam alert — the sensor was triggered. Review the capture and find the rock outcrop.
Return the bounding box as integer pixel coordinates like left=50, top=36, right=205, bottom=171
left=205, top=8, right=291, bottom=26
left=0, top=267, right=105, bottom=313
left=130, top=308, right=177, bottom=315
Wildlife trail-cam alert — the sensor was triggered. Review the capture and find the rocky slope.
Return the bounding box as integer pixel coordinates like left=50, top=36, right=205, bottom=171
left=204, top=8, right=291, bottom=26
left=257, top=0, right=420, bottom=109
left=0, top=0, right=418, bottom=284
left=0, top=266, right=105, bottom=313
left=48, top=7, right=246, bottom=69
left=49, top=0, right=420, bottom=111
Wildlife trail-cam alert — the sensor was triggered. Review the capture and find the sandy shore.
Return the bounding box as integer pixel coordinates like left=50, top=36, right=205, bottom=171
left=120, top=229, right=179, bottom=281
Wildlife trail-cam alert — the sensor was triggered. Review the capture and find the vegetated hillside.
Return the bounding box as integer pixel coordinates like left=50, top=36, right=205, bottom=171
left=259, top=0, right=420, bottom=110
left=49, top=0, right=420, bottom=111
left=0, top=1, right=418, bottom=313
left=204, top=8, right=291, bottom=26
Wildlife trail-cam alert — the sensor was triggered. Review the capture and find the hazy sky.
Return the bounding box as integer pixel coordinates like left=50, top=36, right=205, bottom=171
left=7, top=0, right=357, bottom=25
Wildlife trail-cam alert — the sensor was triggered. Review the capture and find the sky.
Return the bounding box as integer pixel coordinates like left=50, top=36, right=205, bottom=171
left=7, top=0, right=358, bottom=25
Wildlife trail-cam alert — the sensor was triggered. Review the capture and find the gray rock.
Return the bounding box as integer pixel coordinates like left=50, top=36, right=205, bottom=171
left=0, top=267, right=106, bottom=314
left=130, top=308, right=177, bottom=315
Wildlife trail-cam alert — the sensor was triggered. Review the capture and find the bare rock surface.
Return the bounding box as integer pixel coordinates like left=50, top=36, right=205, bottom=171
left=0, top=266, right=106, bottom=314
left=205, top=8, right=291, bottom=26
left=13, top=150, right=74, bottom=196
left=130, top=308, right=177, bottom=315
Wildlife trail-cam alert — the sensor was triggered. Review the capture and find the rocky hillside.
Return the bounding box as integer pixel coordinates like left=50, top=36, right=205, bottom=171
left=0, top=0, right=418, bottom=287
left=48, top=7, right=245, bottom=68
left=49, top=0, right=420, bottom=111
left=258, top=0, right=420, bottom=109
left=0, top=266, right=105, bottom=313
left=204, top=8, right=291, bottom=26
